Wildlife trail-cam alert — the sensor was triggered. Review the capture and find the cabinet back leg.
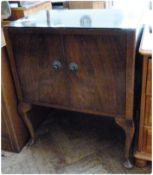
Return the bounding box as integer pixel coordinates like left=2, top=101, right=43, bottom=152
left=115, top=117, right=135, bottom=168
left=18, top=103, right=36, bottom=144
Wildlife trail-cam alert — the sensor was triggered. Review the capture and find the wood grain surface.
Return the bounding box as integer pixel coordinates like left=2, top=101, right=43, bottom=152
left=4, top=25, right=138, bottom=166
left=134, top=25, right=152, bottom=167
left=7, top=28, right=127, bottom=117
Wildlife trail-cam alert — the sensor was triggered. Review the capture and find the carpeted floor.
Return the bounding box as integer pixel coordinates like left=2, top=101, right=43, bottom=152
left=1, top=109, right=152, bottom=174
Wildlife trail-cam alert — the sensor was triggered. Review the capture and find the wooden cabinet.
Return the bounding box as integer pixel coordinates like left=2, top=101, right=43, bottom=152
left=134, top=25, right=152, bottom=167
left=4, top=9, right=142, bottom=168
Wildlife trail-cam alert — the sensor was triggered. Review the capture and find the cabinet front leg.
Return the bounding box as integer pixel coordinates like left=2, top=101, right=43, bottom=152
left=115, top=117, right=135, bottom=168
left=18, top=103, right=36, bottom=145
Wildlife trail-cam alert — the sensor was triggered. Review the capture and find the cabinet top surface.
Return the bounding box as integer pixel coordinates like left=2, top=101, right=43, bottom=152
left=5, top=9, right=143, bottom=30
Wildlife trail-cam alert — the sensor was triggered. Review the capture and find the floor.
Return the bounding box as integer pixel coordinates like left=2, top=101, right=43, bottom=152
left=1, top=109, right=151, bottom=174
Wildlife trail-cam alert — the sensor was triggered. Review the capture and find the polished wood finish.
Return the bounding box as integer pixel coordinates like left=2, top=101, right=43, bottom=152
left=9, top=32, right=126, bottom=116
left=4, top=9, right=142, bottom=167
left=134, top=25, right=152, bottom=167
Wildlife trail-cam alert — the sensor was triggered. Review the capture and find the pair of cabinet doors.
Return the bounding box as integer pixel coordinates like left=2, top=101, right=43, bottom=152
left=9, top=29, right=127, bottom=117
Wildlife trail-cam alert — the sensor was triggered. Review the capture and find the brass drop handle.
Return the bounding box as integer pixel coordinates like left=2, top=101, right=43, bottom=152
left=52, top=60, right=62, bottom=71
left=69, top=63, right=78, bottom=73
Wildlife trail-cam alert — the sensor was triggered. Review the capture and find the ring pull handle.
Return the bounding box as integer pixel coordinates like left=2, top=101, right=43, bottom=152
left=69, top=63, right=78, bottom=73
left=52, top=60, right=62, bottom=71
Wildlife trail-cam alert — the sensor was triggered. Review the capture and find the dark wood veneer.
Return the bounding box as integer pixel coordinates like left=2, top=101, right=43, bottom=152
left=4, top=9, right=141, bottom=167
left=9, top=30, right=127, bottom=117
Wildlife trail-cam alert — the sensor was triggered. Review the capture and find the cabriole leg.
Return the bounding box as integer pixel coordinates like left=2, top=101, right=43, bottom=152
left=115, top=117, right=135, bottom=168
left=18, top=102, right=36, bottom=145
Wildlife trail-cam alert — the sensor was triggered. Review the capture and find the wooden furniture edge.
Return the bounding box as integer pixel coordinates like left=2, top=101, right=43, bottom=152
left=134, top=151, right=151, bottom=161
left=139, top=25, right=152, bottom=56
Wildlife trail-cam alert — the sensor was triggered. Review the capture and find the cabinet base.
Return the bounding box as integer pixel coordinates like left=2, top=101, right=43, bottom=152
left=135, top=158, right=148, bottom=168
left=134, top=151, right=151, bottom=168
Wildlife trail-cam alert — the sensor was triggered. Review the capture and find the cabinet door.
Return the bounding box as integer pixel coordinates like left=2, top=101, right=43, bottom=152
left=63, top=34, right=126, bottom=116
left=10, top=30, right=69, bottom=106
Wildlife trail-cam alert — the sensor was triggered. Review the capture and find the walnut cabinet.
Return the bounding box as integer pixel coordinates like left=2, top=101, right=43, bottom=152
left=4, top=9, right=143, bottom=167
